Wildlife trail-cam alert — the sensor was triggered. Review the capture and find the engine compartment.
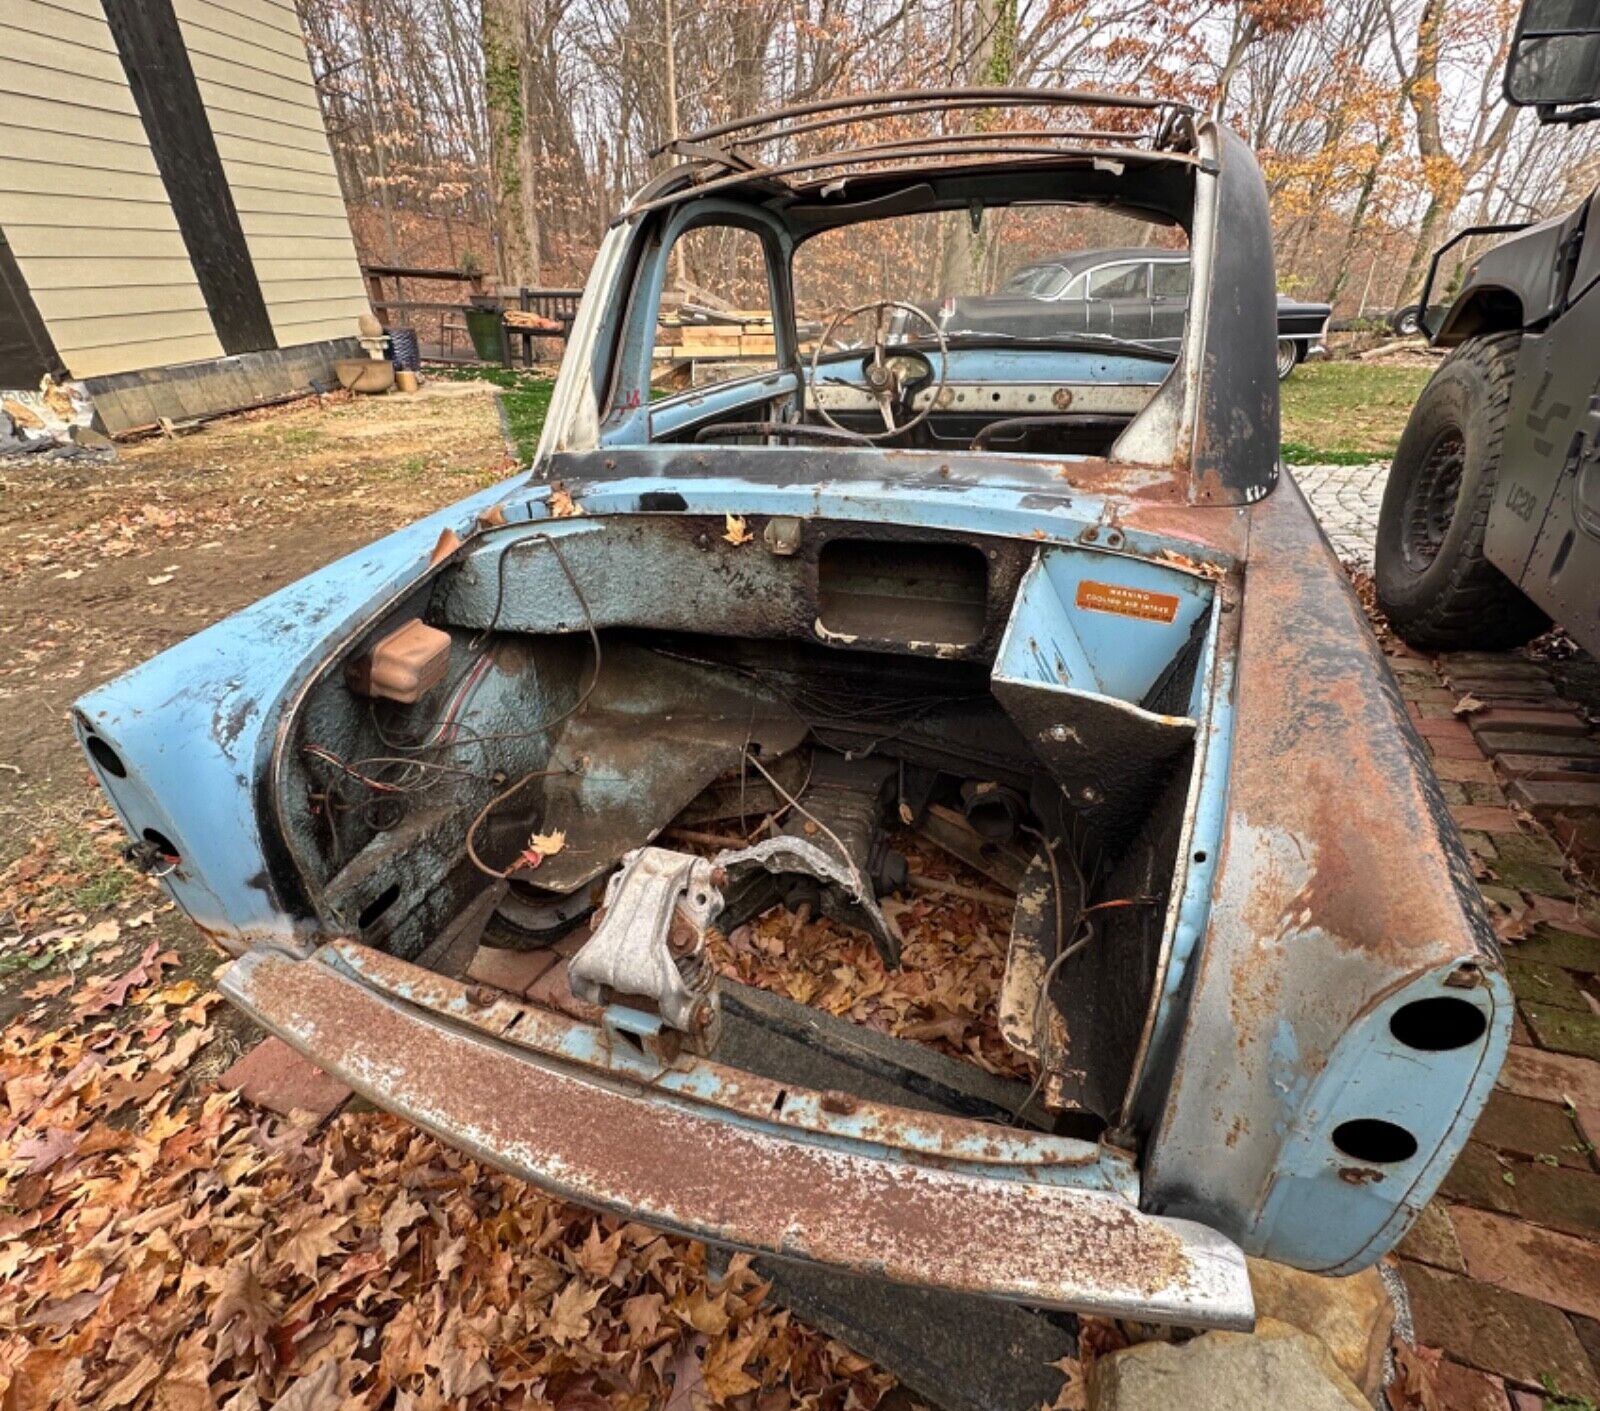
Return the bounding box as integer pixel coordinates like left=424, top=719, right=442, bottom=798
left=277, top=513, right=1229, bottom=1137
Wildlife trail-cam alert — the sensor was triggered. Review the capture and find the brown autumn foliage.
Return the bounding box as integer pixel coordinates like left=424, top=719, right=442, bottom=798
left=0, top=813, right=1054, bottom=1409
left=296, top=0, right=1600, bottom=319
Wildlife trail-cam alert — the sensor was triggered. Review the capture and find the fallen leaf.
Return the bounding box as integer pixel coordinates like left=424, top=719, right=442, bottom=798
left=544, top=1278, right=604, bottom=1345
left=702, top=1328, right=763, bottom=1400
left=379, top=1192, right=427, bottom=1259
left=146, top=574, right=174, bottom=586
left=1452, top=694, right=1484, bottom=716
left=723, top=513, right=753, bottom=546
left=276, top=1211, right=350, bottom=1282
left=549, top=484, right=583, bottom=518
left=10, top=1127, right=81, bottom=1174
left=22, top=975, right=72, bottom=1000
left=272, top=1357, right=348, bottom=1411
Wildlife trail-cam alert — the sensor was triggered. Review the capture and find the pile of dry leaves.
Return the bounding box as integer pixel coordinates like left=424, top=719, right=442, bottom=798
left=0, top=818, right=920, bottom=1410
left=0, top=989, right=899, bottom=1410
left=708, top=838, right=1028, bottom=1081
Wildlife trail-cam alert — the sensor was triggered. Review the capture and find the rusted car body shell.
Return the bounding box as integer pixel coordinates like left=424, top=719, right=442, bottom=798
left=76, top=93, right=1509, bottom=1325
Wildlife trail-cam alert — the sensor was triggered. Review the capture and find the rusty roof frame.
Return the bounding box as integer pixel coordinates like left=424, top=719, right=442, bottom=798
left=628, top=86, right=1200, bottom=218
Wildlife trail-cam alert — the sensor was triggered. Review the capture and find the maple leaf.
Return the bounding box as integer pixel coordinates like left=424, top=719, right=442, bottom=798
left=381, top=1299, right=429, bottom=1385
left=543, top=1278, right=604, bottom=1346
left=722, top=513, right=754, bottom=546
left=702, top=1328, right=764, bottom=1402
left=1044, top=1355, right=1088, bottom=1411
left=272, top=1358, right=349, bottom=1411
left=522, top=1250, right=567, bottom=1299
left=622, top=1290, right=665, bottom=1345
left=572, top=1221, right=622, bottom=1281
left=428, top=1308, right=494, bottom=1399
left=208, top=1255, right=279, bottom=1362
left=516, top=829, right=567, bottom=870
left=151, top=1332, right=216, bottom=1411
left=101, top=1352, right=163, bottom=1408
left=276, top=1211, right=351, bottom=1282
left=380, top=1192, right=428, bottom=1260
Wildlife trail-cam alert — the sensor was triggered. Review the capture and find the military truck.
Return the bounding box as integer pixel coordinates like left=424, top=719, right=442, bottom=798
left=1375, top=0, right=1600, bottom=656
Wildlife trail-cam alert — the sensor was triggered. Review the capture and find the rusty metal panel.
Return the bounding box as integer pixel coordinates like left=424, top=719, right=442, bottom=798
left=1143, top=471, right=1510, bottom=1270
left=222, top=943, right=1254, bottom=1329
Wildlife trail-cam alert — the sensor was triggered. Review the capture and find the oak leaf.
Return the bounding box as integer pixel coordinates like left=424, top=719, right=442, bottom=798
left=722, top=514, right=753, bottom=546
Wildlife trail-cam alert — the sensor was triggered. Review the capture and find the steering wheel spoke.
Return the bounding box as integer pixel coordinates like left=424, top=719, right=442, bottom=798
left=808, top=300, right=948, bottom=443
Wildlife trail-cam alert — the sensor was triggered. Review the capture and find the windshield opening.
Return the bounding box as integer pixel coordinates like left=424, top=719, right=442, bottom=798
left=792, top=205, right=1189, bottom=356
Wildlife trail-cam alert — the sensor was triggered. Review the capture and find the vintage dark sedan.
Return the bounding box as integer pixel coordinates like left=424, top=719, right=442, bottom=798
left=76, top=88, right=1504, bottom=1337
left=941, top=247, right=1331, bottom=378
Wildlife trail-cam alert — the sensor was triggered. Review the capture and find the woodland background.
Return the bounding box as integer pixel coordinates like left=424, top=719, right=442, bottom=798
left=296, top=0, right=1600, bottom=317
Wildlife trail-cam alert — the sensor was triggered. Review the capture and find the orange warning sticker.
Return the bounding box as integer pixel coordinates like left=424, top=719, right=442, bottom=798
left=1075, top=579, right=1181, bottom=623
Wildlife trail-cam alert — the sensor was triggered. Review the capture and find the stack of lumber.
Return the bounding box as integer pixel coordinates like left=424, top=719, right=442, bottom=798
left=503, top=309, right=564, bottom=333
left=675, top=308, right=775, bottom=360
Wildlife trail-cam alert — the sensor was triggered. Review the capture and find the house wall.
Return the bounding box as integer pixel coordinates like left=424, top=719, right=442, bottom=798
left=0, top=0, right=370, bottom=404
left=0, top=0, right=225, bottom=380
left=171, top=0, right=371, bottom=349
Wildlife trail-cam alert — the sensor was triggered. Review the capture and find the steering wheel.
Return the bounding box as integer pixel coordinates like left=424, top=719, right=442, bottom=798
left=808, top=300, right=949, bottom=441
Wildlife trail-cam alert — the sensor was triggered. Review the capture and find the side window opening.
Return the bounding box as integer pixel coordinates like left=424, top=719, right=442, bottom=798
left=1087, top=263, right=1148, bottom=300
left=1152, top=261, right=1191, bottom=298
left=661, top=225, right=779, bottom=391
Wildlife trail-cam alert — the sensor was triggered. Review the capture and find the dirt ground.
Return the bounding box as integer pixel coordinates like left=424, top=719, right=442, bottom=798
left=0, top=381, right=514, bottom=864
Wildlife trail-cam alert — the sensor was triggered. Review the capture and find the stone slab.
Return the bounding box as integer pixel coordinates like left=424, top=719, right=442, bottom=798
left=1443, top=1142, right=1600, bottom=1242
left=1496, top=754, right=1600, bottom=782
left=1399, top=1261, right=1597, bottom=1396
left=1509, top=779, right=1600, bottom=815
left=1434, top=756, right=1501, bottom=784
left=1512, top=928, right=1600, bottom=975
left=1505, top=957, right=1593, bottom=1013
left=1472, top=1089, right=1593, bottom=1169
left=1453, top=806, right=1526, bottom=833
left=1433, top=1360, right=1513, bottom=1411
left=1397, top=1200, right=1467, bottom=1273
left=1522, top=1004, right=1600, bottom=1062
left=1470, top=708, right=1589, bottom=737
left=1419, top=718, right=1480, bottom=744
left=1476, top=732, right=1600, bottom=760
left=464, top=944, right=562, bottom=997
left=1453, top=1205, right=1600, bottom=1321
left=1247, top=1259, right=1392, bottom=1398
left=220, top=1037, right=352, bottom=1122
left=1087, top=1319, right=1368, bottom=1411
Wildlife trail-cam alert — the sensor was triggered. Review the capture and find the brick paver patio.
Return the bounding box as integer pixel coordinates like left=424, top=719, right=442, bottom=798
left=1299, top=457, right=1600, bottom=1408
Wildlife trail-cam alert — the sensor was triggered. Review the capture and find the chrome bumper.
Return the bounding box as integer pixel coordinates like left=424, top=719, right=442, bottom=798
left=222, top=941, right=1254, bottom=1329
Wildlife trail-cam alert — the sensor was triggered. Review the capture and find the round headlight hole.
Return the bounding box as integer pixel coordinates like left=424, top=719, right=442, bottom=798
left=1390, top=997, right=1488, bottom=1052
left=1332, top=1119, right=1418, bottom=1165
left=142, top=828, right=180, bottom=862
left=86, top=735, right=127, bottom=779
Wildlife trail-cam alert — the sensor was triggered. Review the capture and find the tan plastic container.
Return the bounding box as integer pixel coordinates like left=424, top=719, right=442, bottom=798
left=345, top=618, right=452, bottom=703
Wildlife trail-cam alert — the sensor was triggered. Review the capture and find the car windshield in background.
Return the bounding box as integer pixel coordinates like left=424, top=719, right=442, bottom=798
left=792, top=206, right=1190, bottom=356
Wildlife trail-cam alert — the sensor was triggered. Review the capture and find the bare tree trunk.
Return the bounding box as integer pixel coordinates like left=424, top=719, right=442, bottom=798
left=483, top=0, right=540, bottom=285
left=355, top=0, right=398, bottom=264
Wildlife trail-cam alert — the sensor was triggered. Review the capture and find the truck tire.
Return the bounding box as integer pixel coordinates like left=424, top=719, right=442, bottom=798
left=1374, top=331, right=1550, bottom=650
left=1275, top=338, right=1299, bottom=380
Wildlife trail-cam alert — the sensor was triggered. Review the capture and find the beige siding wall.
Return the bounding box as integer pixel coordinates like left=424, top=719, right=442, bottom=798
left=174, top=0, right=371, bottom=350
left=0, top=0, right=224, bottom=379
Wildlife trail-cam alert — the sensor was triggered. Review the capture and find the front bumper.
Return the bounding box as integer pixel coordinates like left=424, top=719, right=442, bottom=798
left=222, top=941, right=1254, bottom=1329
